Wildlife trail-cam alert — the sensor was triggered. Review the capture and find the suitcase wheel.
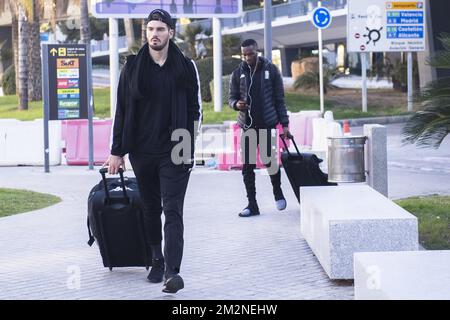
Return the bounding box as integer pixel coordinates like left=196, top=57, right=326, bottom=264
left=146, top=266, right=149, bottom=271
left=109, top=267, right=113, bottom=271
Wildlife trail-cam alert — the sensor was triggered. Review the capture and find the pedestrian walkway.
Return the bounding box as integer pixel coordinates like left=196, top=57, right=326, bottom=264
left=0, top=165, right=354, bottom=300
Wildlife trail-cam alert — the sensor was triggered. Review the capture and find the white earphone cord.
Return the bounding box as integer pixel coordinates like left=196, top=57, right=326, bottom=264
left=243, top=63, right=256, bottom=130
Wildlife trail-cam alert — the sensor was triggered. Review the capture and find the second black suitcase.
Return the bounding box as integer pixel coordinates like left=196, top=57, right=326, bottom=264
left=280, top=134, right=337, bottom=202
left=87, top=168, right=152, bottom=270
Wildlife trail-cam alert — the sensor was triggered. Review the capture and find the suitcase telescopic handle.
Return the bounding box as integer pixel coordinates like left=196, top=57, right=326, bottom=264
left=279, top=134, right=303, bottom=160
left=99, top=168, right=129, bottom=201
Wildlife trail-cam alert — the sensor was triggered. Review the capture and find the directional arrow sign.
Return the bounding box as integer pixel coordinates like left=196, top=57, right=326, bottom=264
left=49, top=48, right=57, bottom=56
left=311, top=6, right=332, bottom=29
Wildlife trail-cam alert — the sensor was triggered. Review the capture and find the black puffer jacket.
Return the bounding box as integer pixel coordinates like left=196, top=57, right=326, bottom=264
left=228, top=57, right=289, bottom=129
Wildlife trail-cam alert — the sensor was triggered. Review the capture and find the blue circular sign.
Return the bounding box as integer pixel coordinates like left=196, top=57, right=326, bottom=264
left=311, top=7, right=332, bottom=29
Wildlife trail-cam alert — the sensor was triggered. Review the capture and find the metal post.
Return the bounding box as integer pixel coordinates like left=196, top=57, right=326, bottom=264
left=213, top=17, right=222, bottom=112
left=41, top=44, right=50, bottom=173
left=87, top=44, right=94, bottom=170
left=364, top=124, right=388, bottom=197
left=407, top=52, right=413, bottom=112
left=109, top=18, right=119, bottom=118
left=264, top=0, right=272, bottom=61
left=318, top=2, right=324, bottom=114
left=361, top=52, right=368, bottom=112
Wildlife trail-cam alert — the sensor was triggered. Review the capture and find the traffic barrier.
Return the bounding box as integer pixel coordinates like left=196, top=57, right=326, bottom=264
left=288, top=110, right=322, bottom=148
left=216, top=122, right=286, bottom=171
left=0, top=119, right=61, bottom=166
left=64, top=119, right=112, bottom=165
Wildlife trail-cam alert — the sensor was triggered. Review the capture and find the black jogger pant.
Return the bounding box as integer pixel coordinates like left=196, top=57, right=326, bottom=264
left=241, top=128, right=282, bottom=205
left=129, top=152, right=191, bottom=275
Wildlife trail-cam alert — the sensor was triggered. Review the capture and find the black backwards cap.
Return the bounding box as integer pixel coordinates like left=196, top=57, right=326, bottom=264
left=145, top=9, right=174, bottom=29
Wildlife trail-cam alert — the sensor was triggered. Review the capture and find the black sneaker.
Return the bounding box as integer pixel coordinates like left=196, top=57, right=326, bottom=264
left=238, top=204, right=260, bottom=217
left=162, top=274, right=184, bottom=293
left=147, top=258, right=165, bottom=283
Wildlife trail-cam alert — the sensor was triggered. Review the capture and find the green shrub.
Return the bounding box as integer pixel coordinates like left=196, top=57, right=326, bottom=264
left=293, top=66, right=338, bottom=95
left=209, top=74, right=231, bottom=106
left=195, top=57, right=241, bottom=102
left=2, top=64, right=16, bottom=95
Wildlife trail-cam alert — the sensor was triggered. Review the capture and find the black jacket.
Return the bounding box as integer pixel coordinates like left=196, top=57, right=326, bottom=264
left=111, top=44, right=202, bottom=160
left=228, top=57, right=289, bottom=129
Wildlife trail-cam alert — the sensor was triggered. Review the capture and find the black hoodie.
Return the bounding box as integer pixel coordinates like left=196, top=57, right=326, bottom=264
left=111, top=41, right=202, bottom=161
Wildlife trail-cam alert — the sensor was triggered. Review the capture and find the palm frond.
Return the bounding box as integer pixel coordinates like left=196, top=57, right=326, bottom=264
left=293, top=66, right=339, bottom=93
left=402, top=76, right=450, bottom=148
left=428, top=33, right=450, bottom=69
left=403, top=33, right=450, bottom=148
left=293, top=71, right=318, bottom=90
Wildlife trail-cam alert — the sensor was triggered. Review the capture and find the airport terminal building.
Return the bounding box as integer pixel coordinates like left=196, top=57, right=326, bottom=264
left=179, top=0, right=449, bottom=87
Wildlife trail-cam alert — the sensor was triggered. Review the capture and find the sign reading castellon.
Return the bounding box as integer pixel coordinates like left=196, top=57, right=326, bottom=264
left=347, top=0, right=426, bottom=52
left=92, top=0, right=242, bottom=18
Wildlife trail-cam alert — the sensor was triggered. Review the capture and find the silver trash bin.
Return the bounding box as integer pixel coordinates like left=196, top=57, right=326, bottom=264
left=327, top=136, right=367, bottom=183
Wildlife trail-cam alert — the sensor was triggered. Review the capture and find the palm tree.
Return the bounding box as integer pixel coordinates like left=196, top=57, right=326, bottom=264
left=124, top=18, right=136, bottom=49
left=0, top=2, right=7, bottom=81
left=293, top=64, right=338, bottom=95
left=6, top=0, right=20, bottom=95
left=80, top=0, right=90, bottom=44
left=222, top=34, right=241, bottom=57
left=141, top=19, right=147, bottom=45
left=2, top=0, right=71, bottom=105
left=27, top=0, right=42, bottom=101
left=178, top=23, right=205, bottom=59
left=28, top=0, right=71, bottom=101
left=0, top=41, right=5, bottom=79
left=17, top=2, right=29, bottom=110
left=402, top=33, right=450, bottom=149
left=48, top=0, right=70, bottom=37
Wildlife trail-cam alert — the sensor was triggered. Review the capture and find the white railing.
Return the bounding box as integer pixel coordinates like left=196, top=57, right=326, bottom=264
left=177, top=0, right=347, bottom=35
left=90, top=36, right=128, bottom=54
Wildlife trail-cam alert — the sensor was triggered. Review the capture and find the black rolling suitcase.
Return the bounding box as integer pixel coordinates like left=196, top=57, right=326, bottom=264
left=280, top=134, right=337, bottom=202
left=87, top=168, right=152, bottom=270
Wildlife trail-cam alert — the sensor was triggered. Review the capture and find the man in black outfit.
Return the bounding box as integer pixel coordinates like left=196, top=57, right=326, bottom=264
left=229, top=39, right=291, bottom=217
left=104, top=9, right=201, bottom=293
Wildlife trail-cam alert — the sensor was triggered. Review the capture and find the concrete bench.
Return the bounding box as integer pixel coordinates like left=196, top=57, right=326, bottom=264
left=354, top=250, right=450, bottom=300
left=300, top=185, right=418, bottom=279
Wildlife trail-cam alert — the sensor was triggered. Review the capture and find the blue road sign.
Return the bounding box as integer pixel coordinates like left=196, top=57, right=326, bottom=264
left=311, top=6, right=332, bottom=29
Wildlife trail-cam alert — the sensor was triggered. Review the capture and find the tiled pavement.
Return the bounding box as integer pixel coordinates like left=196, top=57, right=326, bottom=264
left=0, top=166, right=354, bottom=300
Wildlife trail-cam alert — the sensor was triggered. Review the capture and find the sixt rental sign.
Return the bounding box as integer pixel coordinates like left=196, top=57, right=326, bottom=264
left=45, top=44, right=88, bottom=120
